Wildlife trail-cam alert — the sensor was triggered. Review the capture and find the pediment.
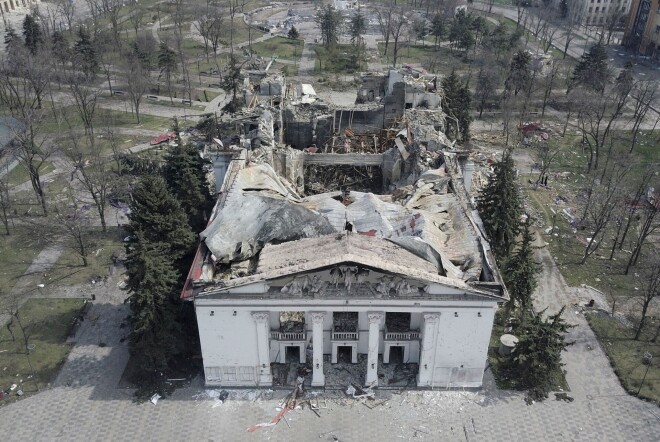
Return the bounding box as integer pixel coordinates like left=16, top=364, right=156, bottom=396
left=211, top=264, right=500, bottom=300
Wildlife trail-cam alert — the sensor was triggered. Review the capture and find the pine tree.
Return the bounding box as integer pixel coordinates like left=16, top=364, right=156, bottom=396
left=506, top=307, right=573, bottom=402
left=441, top=71, right=472, bottom=141
left=127, top=175, right=196, bottom=260
left=287, top=26, right=299, bottom=40
left=125, top=233, right=183, bottom=376
left=51, top=31, right=70, bottom=63
left=4, top=26, right=19, bottom=56
left=73, top=28, right=99, bottom=80
left=571, top=42, right=610, bottom=94
left=163, top=119, right=212, bottom=232
left=22, top=14, right=42, bottom=55
left=476, top=150, right=522, bottom=258
left=504, top=50, right=531, bottom=97
left=502, top=219, right=540, bottom=317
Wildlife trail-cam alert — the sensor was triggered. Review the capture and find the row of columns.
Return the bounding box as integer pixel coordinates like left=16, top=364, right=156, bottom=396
left=251, top=310, right=440, bottom=387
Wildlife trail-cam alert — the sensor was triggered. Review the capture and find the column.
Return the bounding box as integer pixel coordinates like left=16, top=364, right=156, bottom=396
left=417, top=313, right=440, bottom=387
left=365, top=311, right=384, bottom=387
left=310, top=311, right=326, bottom=387
left=251, top=312, right=272, bottom=385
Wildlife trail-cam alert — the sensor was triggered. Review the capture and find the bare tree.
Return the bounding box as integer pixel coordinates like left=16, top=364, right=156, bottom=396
left=129, top=3, right=146, bottom=36
left=62, top=130, right=114, bottom=233
left=0, top=173, right=12, bottom=235
left=602, top=8, right=626, bottom=46
left=0, top=289, right=35, bottom=367
left=534, top=139, right=561, bottom=188
left=52, top=190, right=94, bottom=267
left=172, top=0, right=192, bottom=101
left=618, top=166, right=654, bottom=251
left=629, top=81, right=658, bottom=153
left=580, top=164, right=628, bottom=264
left=377, top=5, right=393, bottom=57
left=390, top=11, right=408, bottom=68
left=193, top=13, right=215, bottom=61
left=104, top=0, right=123, bottom=48
left=0, top=49, right=54, bottom=215
left=85, top=0, right=102, bottom=36
left=55, top=0, right=76, bottom=31
left=633, top=254, right=660, bottom=340
left=123, top=57, right=151, bottom=124
left=68, top=76, right=100, bottom=135
left=625, top=194, right=659, bottom=274
left=575, top=82, right=630, bottom=172
left=539, top=58, right=562, bottom=118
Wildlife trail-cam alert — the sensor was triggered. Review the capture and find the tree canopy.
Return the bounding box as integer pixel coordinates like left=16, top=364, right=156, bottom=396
left=571, top=43, right=610, bottom=94
left=126, top=175, right=196, bottom=260
left=502, top=219, right=540, bottom=317
left=441, top=71, right=472, bottom=141
left=163, top=119, right=213, bottom=232
left=476, top=150, right=522, bottom=258
left=315, top=5, right=343, bottom=48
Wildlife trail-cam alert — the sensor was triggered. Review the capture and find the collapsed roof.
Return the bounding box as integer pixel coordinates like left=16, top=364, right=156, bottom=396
left=200, top=162, right=482, bottom=282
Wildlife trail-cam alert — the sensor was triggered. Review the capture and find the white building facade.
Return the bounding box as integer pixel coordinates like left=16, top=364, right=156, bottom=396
left=193, top=242, right=501, bottom=388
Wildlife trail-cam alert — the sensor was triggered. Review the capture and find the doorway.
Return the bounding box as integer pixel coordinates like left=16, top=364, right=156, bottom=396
left=389, top=346, right=404, bottom=364
left=337, top=346, right=353, bottom=364
left=285, top=346, right=300, bottom=364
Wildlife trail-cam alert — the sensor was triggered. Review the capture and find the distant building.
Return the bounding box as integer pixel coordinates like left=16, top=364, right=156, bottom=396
left=0, top=0, right=38, bottom=14
left=623, top=0, right=660, bottom=56
left=574, top=0, right=632, bottom=27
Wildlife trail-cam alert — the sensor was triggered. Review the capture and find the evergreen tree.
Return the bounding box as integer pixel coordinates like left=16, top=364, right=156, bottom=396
left=441, top=71, right=472, bottom=141
left=287, top=26, right=299, bottom=40
left=73, top=28, right=99, bottom=80
left=51, top=31, right=70, bottom=63
left=22, top=14, right=42, bottom=55
left=430, top=13, right=445, bottom=47
left=502, top=219, right=540, bottom=317
left=505, top=307, right=573, bottom=402
left=127, top=175, right=196, bottom=260
left=448, top=10, right=473, bottom=54
left=571, top=42, right=610, bottom=94
left=349, top=8, right=366, bottom=45
left=504, top=50, right=531, bottom=97
left=4, top=26, right=19, bottom=56
left=476, top=150, right=522, bottom=258
left=125, top=233, right=183, bottom=378
left=163, top=119, right=212, bottom=232
left=315, top=5, right=343, bottom=48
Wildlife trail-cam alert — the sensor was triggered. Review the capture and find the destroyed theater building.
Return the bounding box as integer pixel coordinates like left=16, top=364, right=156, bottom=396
left=182, top=68, right=507, bottom=389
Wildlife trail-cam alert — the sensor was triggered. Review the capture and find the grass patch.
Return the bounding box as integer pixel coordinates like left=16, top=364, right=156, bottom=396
left=0, top=225, right=49, bottom=294
left=3, top=161, right=55, bottom=188
left=46, top=227, right=126, bottom=288
left=315, top=44, right=367, bottom=74
left=39, top=106, right=171, bottom=133
left=522, top=130, right=660, bottom=296
left=586, top=312, right=660, bottom=403
left=377, top=42, right=472, bottom=75
left=249, top=36, right=303, bottom=60
left=0, top=298, right=86, bottom=404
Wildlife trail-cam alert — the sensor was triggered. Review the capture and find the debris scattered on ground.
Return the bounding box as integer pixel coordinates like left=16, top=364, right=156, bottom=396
left=150, top=393, right=161, bottom=405
left=554, top=392, right=574, bottom=402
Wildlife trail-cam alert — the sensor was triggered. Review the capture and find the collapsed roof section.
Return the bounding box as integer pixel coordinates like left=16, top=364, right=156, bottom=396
left=186, top=145, right=506, bottom=300
left=185, top=68, right=507, bottom=301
